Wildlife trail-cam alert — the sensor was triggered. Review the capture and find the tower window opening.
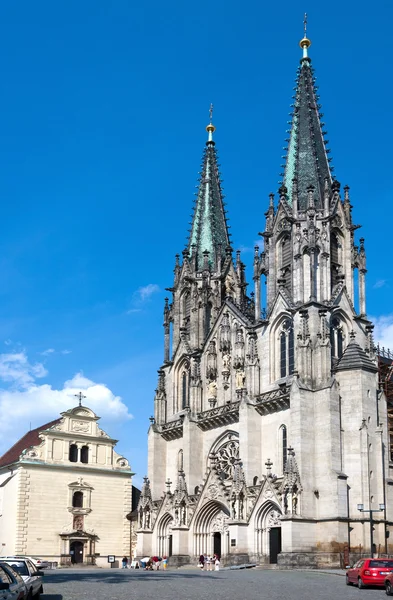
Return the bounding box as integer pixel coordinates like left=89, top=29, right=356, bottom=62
left=205, top=302, right=212, bottom=339
left=282, top=425, right=288, bottom=472
left=183, top=292, right=191, bottom=334
left=181, top=371, right=188, bottom=409
left=280, top=319, right=295, bottom=378
left=80, top=446, right=89, bottom=464
left=330, top=317, right=344, bottom=361
left=69, top=444, right=78, bottom=463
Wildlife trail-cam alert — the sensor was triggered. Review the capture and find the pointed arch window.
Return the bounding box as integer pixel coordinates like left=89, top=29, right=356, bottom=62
left=181, top=371, right=190, bottom=410
left=280, top=319, right=294, bottom=378
left=330, top=317, right=344, bottom=361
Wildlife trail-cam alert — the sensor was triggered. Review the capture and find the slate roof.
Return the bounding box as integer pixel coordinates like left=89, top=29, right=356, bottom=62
left=335, top=339, right=378, bottom=373
left=187, top=132, right=231, bottom=269
left=0, top=418, right=61, bottom=468
left=282, top=54, right=332, bottom=210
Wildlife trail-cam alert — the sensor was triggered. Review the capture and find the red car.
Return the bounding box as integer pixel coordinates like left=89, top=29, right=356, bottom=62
left=384, top=571, right=393, bottom=595
left=346, top=558, right=393, bottom=588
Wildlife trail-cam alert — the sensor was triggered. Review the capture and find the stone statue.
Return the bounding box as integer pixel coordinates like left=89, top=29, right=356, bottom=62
left=181, top=504, right=186, bottom=525
left=235, top=369, right=246, bottom=389
left=222, top=353, right=231, bottom=371
left=225, top=273, right=235, bottom=296
left=208, top=380, right=218, bottom=399
left=231, top=497, right=237, bottom=520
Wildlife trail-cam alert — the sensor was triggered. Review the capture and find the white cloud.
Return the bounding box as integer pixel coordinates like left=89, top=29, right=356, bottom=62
left=61, top=349, right=72, bottom=355
left=127, top=283, right=160, bottom=314
left=0, top=352, right=47, bottom=388
left=39, top=348, right=55, bottom=356
left=0, top=351, right=133, bottom=457
left=136, top=284, right=160, bottom=302
left=373, top=279, right=388, bottom=289
left=372, top=314, right=393, bottom=350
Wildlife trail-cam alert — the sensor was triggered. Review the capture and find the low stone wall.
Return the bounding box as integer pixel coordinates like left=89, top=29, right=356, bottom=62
left=278, top=552, right=341, bottom=569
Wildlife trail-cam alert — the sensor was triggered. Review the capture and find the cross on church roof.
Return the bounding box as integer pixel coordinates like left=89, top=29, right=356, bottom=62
left=75, top=391, right=87, bottom=407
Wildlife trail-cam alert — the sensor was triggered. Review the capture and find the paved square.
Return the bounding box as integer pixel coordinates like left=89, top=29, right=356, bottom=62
left=42, top=567, right=385, bottom=600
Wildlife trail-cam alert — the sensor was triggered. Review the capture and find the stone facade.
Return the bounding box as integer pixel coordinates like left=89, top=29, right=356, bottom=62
left=137, top=36, right=393, bottom=568
left=0, top=405, right=133, bottom=568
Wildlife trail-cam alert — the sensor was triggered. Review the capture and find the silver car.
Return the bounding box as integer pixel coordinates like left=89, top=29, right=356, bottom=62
left=0, top=563, right=27, bottom=600
left=0, top=560, right=43, bottom=599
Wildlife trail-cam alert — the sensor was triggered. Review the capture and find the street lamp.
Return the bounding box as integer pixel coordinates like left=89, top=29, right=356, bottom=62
left=357, top=503, right=385, bottom=558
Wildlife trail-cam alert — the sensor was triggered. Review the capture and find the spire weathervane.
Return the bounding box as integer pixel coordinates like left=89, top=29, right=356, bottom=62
left=75, top=391, right=87, bottom=407
left=206, top=103, right=216, bottom=142
left=299, top=12, right=311, bottom=58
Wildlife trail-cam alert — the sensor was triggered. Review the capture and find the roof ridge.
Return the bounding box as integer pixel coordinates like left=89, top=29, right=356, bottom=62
left=0, top=417, right=62, bottom=468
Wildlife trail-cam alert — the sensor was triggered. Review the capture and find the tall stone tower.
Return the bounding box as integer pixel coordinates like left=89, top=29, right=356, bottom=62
left=137, top=28, right=391, bottom=568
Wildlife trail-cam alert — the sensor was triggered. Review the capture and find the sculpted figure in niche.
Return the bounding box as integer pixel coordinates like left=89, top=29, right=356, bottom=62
left=181, top=504, right=186, bottom=525
left=231, top=497, right=237, bottom=520
left=222, top=353, right=231, bottom=372
left=208, top=380, right=218, bottom=399
left=225, top=273, right=235, bottom=297
left=235, top=369, right=246, bottom=389
left=145, top=510, right=150, bottom=529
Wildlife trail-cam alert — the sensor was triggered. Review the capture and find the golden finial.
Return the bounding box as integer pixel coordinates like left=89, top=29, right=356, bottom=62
left=206, top=103, right=216, bottom=141
left=299, top=12, right=311, bottom=57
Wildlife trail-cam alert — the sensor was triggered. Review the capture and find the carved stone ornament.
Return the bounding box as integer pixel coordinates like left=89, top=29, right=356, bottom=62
left=266, top=509, right=281, bottom=530
left=207, top=483, right=221, bottom=500
left=210, top=512, right=229, bottom=534
left=277, top=218, right=291, bottom=232
left=72, top=420, right=90, bottom=433
left=215, top=440, right=240, bottom=480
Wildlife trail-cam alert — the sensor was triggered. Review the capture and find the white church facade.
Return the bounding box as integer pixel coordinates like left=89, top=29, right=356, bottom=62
left=0, top=402, right=132, bottom=567
left=136, top=32, right=392, bottom=567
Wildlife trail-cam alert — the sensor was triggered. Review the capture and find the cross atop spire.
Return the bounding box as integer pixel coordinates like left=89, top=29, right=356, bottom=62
left=75, top=391, right=86, bottom=407
left=299, top=12, right=312, bottom=58
left=206, top=103, right=216, bottom=143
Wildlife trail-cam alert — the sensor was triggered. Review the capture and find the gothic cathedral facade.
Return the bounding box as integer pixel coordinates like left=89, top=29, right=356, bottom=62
left=137, top=33, right=392, bottom=567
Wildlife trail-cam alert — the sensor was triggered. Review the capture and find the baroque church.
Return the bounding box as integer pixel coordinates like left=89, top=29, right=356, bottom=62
left=136, top=30, right=392, bottom=567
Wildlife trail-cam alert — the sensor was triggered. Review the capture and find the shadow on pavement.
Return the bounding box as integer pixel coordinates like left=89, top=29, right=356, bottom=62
left=45, top=569, right=219, bottom=585
left=42, top=596, right=63, bottom=599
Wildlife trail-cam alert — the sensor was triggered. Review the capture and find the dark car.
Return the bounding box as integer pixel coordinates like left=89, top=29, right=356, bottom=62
left=0, top=562, right=27, bottom=599
left=346, top=558, right=393, bottom=588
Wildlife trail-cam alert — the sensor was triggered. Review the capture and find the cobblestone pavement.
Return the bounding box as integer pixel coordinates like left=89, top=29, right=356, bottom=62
left=41, top=567, right=386, bottom=600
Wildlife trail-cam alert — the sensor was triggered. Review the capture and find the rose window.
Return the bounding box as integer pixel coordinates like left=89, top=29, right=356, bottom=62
left=214, top=441, right=239, bottom=480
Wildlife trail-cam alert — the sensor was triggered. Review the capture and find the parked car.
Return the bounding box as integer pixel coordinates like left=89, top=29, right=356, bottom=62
left=0, top=559, right=43, bottom=599
left=4, top=559, right=48, bottom=572
left=346, top=558, right=393, bottom=588
left=0, top=562, right=27, bottom=600
left=383, top=570, right=393, bottom=595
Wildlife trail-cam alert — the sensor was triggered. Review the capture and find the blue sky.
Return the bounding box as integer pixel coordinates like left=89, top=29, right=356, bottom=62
left=0, top=0, right=392, bottom=487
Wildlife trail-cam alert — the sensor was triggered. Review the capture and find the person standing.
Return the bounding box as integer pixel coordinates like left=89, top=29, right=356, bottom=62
left=198, top=554, right=205, bottom=569
left=122, top=556, right=128, bottom=569
left=214, top=554, right=220, bottom=571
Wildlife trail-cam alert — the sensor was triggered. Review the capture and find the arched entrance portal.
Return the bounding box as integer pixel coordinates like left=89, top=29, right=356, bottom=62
left=255, top=503, right=282, bottom=564
left=70, top=540, right=84, bottom=564
left=193, top=500, right=229, bottom=558
left=157, top=513, right=173, bottom=558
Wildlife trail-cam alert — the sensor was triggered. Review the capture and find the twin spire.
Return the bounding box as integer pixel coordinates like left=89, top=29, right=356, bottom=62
left=187, top=104, right=231, bottom=269
left=187, top=16, right=335, bottom=266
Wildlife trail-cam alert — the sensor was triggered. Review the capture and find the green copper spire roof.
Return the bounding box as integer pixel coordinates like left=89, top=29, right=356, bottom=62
left=282, top=31, right=333, bottom=210
left=187, top=111, right=230, bottom=269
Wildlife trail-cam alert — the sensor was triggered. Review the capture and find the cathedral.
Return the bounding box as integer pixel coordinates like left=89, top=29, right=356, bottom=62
left=136, top=29, right=392, bottom=567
